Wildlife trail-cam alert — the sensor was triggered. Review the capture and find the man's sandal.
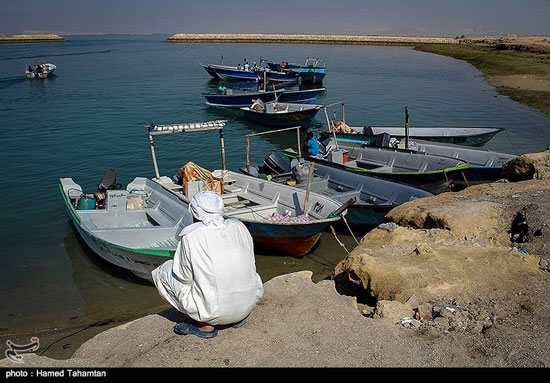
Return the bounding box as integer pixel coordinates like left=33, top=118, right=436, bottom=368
left=174, top=321, right=218, bottom=339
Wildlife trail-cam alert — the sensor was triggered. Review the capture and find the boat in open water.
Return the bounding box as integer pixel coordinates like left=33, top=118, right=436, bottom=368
left=25, top=63, right=56, bottom=78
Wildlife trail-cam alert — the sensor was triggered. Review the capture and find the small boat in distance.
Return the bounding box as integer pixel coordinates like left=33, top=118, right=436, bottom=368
left=240, top=100, right=323, bottom=127
left=25, top=63, right=56, bottom=78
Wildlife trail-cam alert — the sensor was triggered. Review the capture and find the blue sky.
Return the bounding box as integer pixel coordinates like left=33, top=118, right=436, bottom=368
left=1, top=0, right=549, bottom=36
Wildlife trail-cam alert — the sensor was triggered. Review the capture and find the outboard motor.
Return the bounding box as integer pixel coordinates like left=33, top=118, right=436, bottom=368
left=98, top=168, right=120, bottom=193
left=374, top=132, right=391, bottom=148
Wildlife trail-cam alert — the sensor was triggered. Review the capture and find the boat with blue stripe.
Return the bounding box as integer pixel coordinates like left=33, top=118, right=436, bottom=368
left=203, top=87, right=325, bottom=108
left=201, top=63, right=259, bottom=81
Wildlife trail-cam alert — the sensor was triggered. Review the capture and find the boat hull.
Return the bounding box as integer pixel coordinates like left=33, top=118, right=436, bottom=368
left=255, top=70, right=299, bottom=83
left=299, top=71, right=326, bottom=84
left=204, top=91, right=279, bottom=107
left=243, top=220, right=331, bottom=257
left=71, top=221, right=169, bottom=280
left=204, top=88, right=325, bottom=108
left=242, top=107, right=321, bottom=127
left=202, top=64, right=258, bottom=81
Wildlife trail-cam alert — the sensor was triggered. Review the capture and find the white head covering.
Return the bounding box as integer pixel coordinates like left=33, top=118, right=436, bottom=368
left=189, top=191, right=225, bottom=226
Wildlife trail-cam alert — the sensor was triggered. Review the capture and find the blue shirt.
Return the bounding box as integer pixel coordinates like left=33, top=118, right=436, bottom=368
left=307, top=137, right=320, bottom=156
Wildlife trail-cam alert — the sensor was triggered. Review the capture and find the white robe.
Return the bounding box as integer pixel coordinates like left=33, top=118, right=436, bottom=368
left=152, top=218, right=264, bottom=325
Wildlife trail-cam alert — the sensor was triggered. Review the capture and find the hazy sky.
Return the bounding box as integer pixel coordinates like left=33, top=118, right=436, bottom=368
left=1, top=0, right=549, bottom=36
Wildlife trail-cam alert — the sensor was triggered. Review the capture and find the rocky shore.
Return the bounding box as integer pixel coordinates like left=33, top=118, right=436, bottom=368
left=165, top=33, right=458, bottom=45
left=2, top=151, right=549, bottom=367
left=0, top=34, right=66, bottom=44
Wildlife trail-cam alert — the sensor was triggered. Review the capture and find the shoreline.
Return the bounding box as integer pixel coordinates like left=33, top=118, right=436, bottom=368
left=0, top=34, right=66, bottom=44
left=2, top=152, right=549, bottom=367
left=165, top=33, right=458, bottom=45
left=415, top=36, right=550, bottom=115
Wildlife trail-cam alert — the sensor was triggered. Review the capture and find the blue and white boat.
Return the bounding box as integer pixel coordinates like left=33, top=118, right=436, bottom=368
left=268, top=58, right=326, bottom=84
left=254, top=69, right=299, bottom=83
left=203, top=87, right=325, bottom=108
left=201, top=63, right=259, bottom=81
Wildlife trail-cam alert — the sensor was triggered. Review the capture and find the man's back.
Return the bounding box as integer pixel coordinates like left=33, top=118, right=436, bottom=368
left=179, top=218, right=263, bottom=325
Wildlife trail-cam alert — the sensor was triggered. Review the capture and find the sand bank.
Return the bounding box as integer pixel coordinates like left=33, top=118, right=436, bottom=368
left=166, top=33, right=458, bottom=45
left=0, top=34, right=66, bottom=44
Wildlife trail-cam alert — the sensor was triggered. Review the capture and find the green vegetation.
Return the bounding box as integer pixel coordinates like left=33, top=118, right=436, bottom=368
left=415, top=44, right=550, bottom=115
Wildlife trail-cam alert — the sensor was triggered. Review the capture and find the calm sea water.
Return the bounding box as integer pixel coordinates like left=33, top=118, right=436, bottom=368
left=1, top=35, right=549, bottom=357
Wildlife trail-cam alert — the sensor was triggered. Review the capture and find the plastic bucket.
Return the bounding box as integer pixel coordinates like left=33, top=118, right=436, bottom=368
left=76, top=196, right=96, bottom=210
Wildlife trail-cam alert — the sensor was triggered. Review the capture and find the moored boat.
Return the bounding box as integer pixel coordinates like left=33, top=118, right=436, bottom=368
left=203, top=87, right=325, bottom=108
left=242, top=152, right=433, bottom=226
left=267, top=58, right=327, bottom=84
left=146, top=121, right=349, bottom=257
left=240, top=100, right=323, bottom=127
left=329, top=135, right=517, bottom=187
left=333, top=125, right=505, bottom=147
left=201, top=63, right=259, bottom=81
left=313, top=139, right=469, bottom=194
left=254, top=69, right=299, bottom=83
left=60, top=173, right=193, bottom=280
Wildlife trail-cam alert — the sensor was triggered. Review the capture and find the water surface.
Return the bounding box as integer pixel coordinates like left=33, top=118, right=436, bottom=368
left=1, top=35, right=548, bottom=358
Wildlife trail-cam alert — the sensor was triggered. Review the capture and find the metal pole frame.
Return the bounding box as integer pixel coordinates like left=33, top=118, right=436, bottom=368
left=244, top=126, right=302, bottom=169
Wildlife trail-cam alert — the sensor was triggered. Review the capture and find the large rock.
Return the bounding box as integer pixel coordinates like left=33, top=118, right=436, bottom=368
left=335, top=227, right=540, bottom=304
left=335, top=178, right=549, bottom=306
left=502, top=150, right=550, bottom=181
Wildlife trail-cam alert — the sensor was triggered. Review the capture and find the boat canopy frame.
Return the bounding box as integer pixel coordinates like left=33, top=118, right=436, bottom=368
left=146, top=120, right=227, bottom=179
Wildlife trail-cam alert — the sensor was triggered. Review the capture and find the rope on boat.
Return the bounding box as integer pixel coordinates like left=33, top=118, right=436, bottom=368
left=342, top=215, right=359, bottom=245
left=461, top=171, right=470, bottom=187
left=330, top=225, right=350, bottom=254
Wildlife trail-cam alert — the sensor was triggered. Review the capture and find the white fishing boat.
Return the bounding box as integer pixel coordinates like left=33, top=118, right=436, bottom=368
left=146, top=121, right=349, bottom=257
left=25, top=63, right=56, bottom=78
left=59, top=173, right=193, bottom=280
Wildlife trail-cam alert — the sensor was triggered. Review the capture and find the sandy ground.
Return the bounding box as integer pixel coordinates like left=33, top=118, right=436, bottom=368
left=1, top=268, right=549, bottom=368
left=489, top=75, right=550, bottom=91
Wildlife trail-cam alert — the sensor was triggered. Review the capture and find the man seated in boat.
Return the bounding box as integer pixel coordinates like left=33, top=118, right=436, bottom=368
left=304, top=131, right=321, bottom=157
left=152, top=191, right=264, bottom=339
left=217, top=82, right=227, bottom=95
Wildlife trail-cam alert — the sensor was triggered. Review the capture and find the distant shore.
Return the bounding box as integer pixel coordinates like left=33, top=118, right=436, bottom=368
left=415, top=35, right=550, bottom=115
left=0, top=34, right=66, bottom=44
left=165, top=33, right=458, bottom=45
